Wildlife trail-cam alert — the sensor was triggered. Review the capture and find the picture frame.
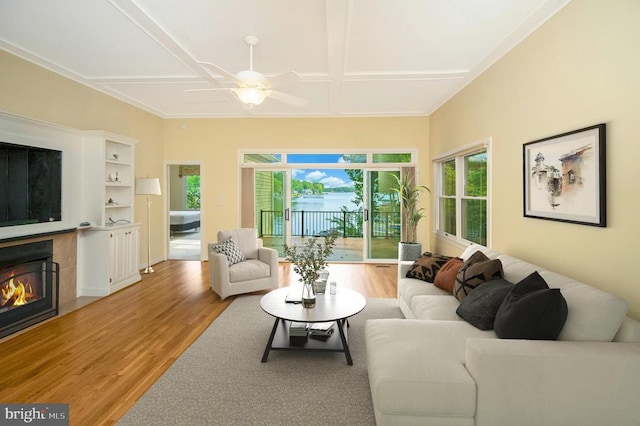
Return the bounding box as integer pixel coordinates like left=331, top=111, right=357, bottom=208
left=523, top=123, right=606, bottom=227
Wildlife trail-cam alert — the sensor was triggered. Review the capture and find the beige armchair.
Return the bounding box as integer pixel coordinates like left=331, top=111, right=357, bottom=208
left=208, top=228, right=278, bottom=300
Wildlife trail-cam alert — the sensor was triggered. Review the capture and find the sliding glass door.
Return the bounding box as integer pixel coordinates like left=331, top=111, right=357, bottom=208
left=365, top=170, right=400, bottom=261
left=245, top=151, right=416, bottom=263
left=255, top=170, right=289, bottom=256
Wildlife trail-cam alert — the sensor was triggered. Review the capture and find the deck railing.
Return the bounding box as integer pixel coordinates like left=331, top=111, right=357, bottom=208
left=259, top=210, right=400, bottom=239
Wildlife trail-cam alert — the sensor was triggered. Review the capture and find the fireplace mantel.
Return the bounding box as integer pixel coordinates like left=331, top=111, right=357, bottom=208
left=0, top=228, right=77, bottom=244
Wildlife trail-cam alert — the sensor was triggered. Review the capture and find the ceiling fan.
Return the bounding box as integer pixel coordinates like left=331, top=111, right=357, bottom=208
left=191, top=35, right=307, bottom=108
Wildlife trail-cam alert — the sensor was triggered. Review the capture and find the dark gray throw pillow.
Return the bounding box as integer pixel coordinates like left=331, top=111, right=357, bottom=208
left=494, top=271, right=568, bottom=340
left=456, top=279, right=513, bottom=330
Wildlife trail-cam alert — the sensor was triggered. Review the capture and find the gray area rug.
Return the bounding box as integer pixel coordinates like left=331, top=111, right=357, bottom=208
left=119, top=295, right=403, bottom=426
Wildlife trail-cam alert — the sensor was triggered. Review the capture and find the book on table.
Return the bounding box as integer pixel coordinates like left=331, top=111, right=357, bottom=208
left=289, top=321, right=309, bottom=336
left=285, top=291, right=302, bottom=303
left=309, top=322, right=335, bottom=336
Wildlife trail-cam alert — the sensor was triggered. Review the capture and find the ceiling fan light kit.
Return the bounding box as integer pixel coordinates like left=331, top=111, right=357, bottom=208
left=234, top=87, right=267, bottom=106
left=195, top=35, right=307, bottom=109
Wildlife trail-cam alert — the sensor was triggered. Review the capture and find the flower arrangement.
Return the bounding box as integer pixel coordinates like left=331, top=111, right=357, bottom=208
left=284, top=233, right=337, bottom=285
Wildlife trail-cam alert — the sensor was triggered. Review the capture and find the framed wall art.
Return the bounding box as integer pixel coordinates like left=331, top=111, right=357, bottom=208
left=523, top=123, right=606, bottom=227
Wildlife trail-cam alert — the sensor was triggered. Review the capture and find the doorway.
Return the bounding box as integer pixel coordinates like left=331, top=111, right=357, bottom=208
left=168, top=164, right=201, bottom=260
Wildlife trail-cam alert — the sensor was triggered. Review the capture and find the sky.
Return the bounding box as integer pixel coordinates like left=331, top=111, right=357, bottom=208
left=292, top=168, right=354, bottom=189
left=288, top=154, right=356, bottom=189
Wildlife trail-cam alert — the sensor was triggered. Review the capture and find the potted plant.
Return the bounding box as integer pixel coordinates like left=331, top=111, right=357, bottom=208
left=284, top=233, right=337, bottom=308
left=393, top=174, right=430, bottom=261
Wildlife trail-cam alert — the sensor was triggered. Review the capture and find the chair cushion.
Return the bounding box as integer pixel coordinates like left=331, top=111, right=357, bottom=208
left=210, top=237, right=245, bottom=266
left=218, top=228, right=260, bottom=259
left=228, top=259, right=271, bottom=283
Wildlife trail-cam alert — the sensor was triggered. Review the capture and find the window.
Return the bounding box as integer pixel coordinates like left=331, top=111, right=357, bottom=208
left=434, top=141, right=489, bottom=246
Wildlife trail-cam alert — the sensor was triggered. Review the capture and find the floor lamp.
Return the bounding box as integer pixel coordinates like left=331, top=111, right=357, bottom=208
left=136, top=177, right=162, bottom=274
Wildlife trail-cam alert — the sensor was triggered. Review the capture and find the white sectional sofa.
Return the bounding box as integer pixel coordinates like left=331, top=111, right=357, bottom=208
left=365, top=244, right=640, bottom=426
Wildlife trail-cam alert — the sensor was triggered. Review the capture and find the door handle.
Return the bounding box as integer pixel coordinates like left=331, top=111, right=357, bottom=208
left=285, top=208, right=290, bottom=221
left=364, top=209, right=369, bottom=221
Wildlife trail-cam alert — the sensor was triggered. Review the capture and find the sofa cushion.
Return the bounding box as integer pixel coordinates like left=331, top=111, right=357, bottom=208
left=366, top=319, right=494, bottom=420
left=405, top=252, right=453, bottom=283
left=538, top=270, right=627, bottom=342
left=456, top=279, right=513, bottom=330
left=454, top=251, right=504, bottom=302
left=494, top=272, right=568, bottom=340
left=412, top=295, right=463, bottom=321
left=210, top=237, right=246, bottom=266
left=425, top=244, right=629, bottom=341
left=434, top=257, right=464, bottom=293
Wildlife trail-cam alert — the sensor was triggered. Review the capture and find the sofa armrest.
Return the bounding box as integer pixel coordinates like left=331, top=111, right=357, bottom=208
left=398, top=260, right=413, bottom=281
left=465, top=338, right=640, bottom=426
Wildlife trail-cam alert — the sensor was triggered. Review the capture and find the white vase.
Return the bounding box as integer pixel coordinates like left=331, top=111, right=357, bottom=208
left=398, top=242, right=422, bottom=261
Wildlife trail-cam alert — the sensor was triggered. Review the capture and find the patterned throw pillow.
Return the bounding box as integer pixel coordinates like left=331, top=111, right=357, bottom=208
left=211, top=237, right=246, bottom=266
left=433, top=257, right=464, bottom=294
left=453, top=250, right=504, bottom=302
left=405, top=252, right=453, bottom=283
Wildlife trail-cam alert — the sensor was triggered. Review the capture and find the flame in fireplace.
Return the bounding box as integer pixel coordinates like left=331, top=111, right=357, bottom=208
left=1, top=273, right=36, bottom=308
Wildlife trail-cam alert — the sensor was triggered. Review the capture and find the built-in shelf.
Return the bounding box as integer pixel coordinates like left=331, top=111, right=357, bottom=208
left=78, top=131, right=141, bottom=297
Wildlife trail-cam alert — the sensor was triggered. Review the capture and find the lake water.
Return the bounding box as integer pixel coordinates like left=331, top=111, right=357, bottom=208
left=292, top=192, right=360, bottom=212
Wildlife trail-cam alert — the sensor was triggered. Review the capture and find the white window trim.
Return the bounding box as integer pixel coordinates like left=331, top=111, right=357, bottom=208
left=433, top=138, right=492, bottom=248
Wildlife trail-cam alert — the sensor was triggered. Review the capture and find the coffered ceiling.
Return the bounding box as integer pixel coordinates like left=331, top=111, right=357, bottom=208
left=0, top=0, right=569, bottom=118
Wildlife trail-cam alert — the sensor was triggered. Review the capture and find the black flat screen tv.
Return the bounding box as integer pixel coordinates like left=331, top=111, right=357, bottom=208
left=0, top=142, right=62, bottom=227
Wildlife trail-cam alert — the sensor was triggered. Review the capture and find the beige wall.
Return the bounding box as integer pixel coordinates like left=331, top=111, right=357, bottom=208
left=0, top=51, right=165, bottom=267
left=163, top=117, right=431, bottom=257
left=430, top=1, right=640, bottom=319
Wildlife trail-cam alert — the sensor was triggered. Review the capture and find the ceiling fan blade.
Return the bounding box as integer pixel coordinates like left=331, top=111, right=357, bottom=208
left=186, top=88, right=234, bottom=93
left=198, top=62, right=242, bottom=84
left=267, top=90, right=308, bottom=107
left=265, top=71, right=301, bottom=89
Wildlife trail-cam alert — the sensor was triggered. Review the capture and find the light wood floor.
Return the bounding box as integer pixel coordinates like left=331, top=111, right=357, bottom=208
left=0, top=260, right=397, bottom=425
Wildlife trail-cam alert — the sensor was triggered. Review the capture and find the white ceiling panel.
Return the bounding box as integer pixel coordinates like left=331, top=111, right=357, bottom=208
left=0, top=0, right=190, bottom=78
left=346, top=0, right=552, bottom=73
left=341, top=79, right=461, bottom=115
left=0, top=0, right=571, bottom=117
left=134, top=0, right=330, bottom=75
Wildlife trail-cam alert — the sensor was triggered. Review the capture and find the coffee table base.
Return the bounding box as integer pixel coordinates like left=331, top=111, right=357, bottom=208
left=261, top=318, right=353, bottom=365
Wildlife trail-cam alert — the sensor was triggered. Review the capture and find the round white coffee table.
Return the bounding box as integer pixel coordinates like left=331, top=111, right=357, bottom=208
left=260, top=286, right=366, bottom=365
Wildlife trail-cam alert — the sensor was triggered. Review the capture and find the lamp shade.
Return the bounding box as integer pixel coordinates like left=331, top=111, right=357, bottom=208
left=136, top=178, right=161, bottom=195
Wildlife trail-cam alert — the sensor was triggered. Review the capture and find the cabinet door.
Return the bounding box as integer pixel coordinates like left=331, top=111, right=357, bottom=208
left=110, top=229, right=128, bottom=285
left=125, top=226, right=140, bottom=277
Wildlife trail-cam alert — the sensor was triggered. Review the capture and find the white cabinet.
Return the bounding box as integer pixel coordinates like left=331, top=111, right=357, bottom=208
left=79, top=224, right=141, bottom=296
left=110, top=226, right=139, bottom=287
left=78, top=130, right=141, bottom=297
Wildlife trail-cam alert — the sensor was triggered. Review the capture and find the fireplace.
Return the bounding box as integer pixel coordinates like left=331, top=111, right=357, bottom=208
left=0, top=240, right=59, bottom=338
